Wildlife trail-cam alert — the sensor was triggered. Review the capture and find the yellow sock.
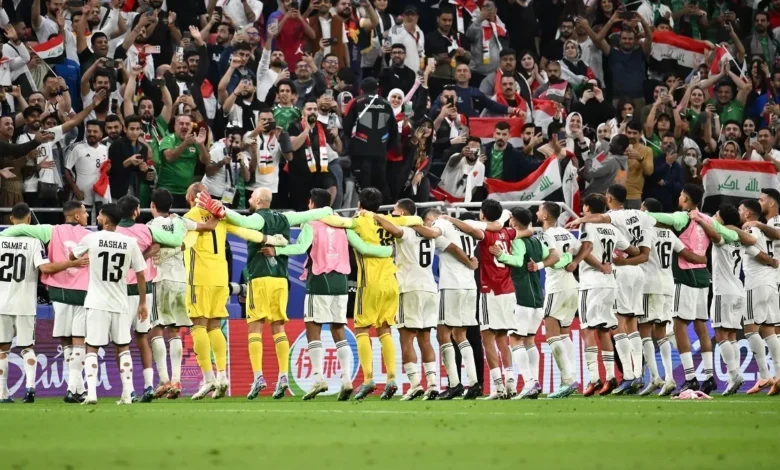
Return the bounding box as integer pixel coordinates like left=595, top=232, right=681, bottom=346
left=208, top=328, right=227, bottom=372
left=248, top=333, right=263, bottom=374
left=356, top=333, right=373, bottom=382
left=273, top=332, right=290, bottom=375
left=191, top=326, right=212, bottom=374
left=379, top=333, right=396, bottom=381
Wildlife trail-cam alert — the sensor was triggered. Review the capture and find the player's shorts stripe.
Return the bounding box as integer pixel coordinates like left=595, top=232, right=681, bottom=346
left=641, top=293, right=649, bottom=320
left=543, top=293, right=553, bottom=318
left=715, top=295, right=721, bottom=324
left=399, top=293, right=404, bottom=324
left=747, top=290, right=753, bottom=320
left=356, top=254, right=366, bottom=288
left=356, top=287, right=363, bottom=317
left=151, top=283, right=158, bottom=324
left=248, top=280, right=255, bottom=310
left=580, top=290, right=588, bottom=324
left=673, top=284, right=681, bottom=312
left=439, top=290, right=445, bottom=323
left=188, top=248, right=196, bottom=287
left=481, top=294, right=488, bottom=326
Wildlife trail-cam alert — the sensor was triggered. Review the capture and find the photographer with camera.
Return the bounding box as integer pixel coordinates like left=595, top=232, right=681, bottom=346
left=108, top=115, right=152, bottom=202
left=267, top=0, right=317, bottom=73
left=202, top=126, right=253, bottom=208
left=437, top=136, right=486, bottom=203
left=243, top=108, right=294, bottom=207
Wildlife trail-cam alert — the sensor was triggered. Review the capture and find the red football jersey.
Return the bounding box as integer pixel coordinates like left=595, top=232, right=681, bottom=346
left=478, top=228, right=517, bottom=295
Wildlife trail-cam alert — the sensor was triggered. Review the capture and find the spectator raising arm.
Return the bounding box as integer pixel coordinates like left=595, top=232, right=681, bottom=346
left=81, top=57, right=107, bottom=97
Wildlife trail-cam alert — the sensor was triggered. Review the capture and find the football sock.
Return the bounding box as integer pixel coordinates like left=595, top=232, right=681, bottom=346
left=308, top=341, right=323, bottom=382
left=191, top=326, right=213, bottom=377
left=378, top=333, right=396, bottom=381
left=701, top=350, right=713, bottom=379
left=209, top=328, right=228, bottom=373
left=680, top=351, right=695, bottom=381
left=548, top=336, right=573, bottom=384
left=335, top=340, right=351, bottom=386
left=585, top=346, right=599, bottom=384
left=561, top=335, right=576, bottom=372
left=273, top=333, right=290, bottom=378
left=151, top=336, right=169, bottom=384
left=423, top=362, right=437, bottom=389
left=489, top=367, right=502, bottom=391
left=458, top=341, right=478, bottom=387
left=356, top=333, right=373, bottom=382
left=248, top=333, right=263, bottom=377
left=84, top=352, right=98, bottom=400
left=613, top=333, right=635, bottom=380
left=21, top=349, right=36, bottom=389
left=511, top=344, right=530, bottom=385
left=118, top=350, right=134, bottom=398
left=169, top=337, right=183, bottom=383
left=62, top=346, right=73, bottom=388
left=526, top=343, right=540, bottom=382
left=746, top=332, right=770, bottom=381
left=718, top=340, right=738, bottom=380
left=764, top=334, right=780, bottom=379
left=404, top=362, right=420, bottom=388
left=142, top=368, right=153, bottom=389
left=642, top=337, right=659, bottom=381
left=602, top=350, right=615, bottom=381
left=440, top=343, right=459, bottom=387
left=68, top=346, right=85, bottom=393
left=628, top=332, right=643, bottom=378
left=657, top=337, right=673, bottom=382
left=0, top=352, right=8, bottom=396
left=503, top=366, right=515, bottom=388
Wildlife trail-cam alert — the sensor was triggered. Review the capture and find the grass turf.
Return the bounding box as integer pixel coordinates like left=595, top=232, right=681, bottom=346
left=1, top=395, right=777, bottom=469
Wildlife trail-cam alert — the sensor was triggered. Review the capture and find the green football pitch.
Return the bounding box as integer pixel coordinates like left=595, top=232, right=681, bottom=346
left=1, top=396, right=777, bottom=469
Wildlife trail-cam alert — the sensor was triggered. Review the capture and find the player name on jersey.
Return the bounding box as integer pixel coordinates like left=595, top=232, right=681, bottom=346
left=1, top=241, right=29, bottom=250
left=98, top=240, right=128, bottom=250
left=595, top=226, right=616, bottom=237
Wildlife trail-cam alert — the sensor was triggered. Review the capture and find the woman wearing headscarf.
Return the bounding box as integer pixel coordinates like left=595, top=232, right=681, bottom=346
left=387, top=88, right=414, bottom=199
left=565, top=111, right=592, bottom=168
left=560, top=39, right=596, bottom=97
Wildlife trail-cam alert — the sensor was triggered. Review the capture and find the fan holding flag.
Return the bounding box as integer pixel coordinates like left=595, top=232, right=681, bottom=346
left=465, top=1, right=507, bottom=85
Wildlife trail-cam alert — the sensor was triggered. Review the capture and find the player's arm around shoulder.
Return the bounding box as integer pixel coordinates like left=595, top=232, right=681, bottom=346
left=347, top=229, right=393, bottom=258
left=374, top=213, right=404, bottom=238
left=0, top=224, right=54, bottom=243
left=491, top=238, right=524, bottom=267
left=285, top=207, right=334, bottom=226
left=224, top=208, right=266, bottom=231
left=274, top=223, right=314, bottom=257
left=320, top=215, right=356, bottom=229
left=412, top=225, right=442, bottom=239
left=70, top=233, right=94, bottom=260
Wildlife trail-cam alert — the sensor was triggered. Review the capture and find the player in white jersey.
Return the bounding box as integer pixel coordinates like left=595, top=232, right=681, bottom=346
left=637, top=199, right=707, bottom=396
left=71, top=203, right=149, bottom=405
left=567, top=194, right=640, bottom=396
left=738, top=200, right=780, bottom=394
left=566, top=184, right=654, bottom=394
left=536, top=202, right=579, bottom=398
left=693, top=206, right=764, bottom=395
left=426, top=209, right=483, bottom=400
left=0, top=204, right=89, bottom=403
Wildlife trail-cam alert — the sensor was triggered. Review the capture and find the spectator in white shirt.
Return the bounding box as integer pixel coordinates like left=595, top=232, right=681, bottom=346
left=65, top=120, right=110, bottom=210
left=389, top=5, right=425, bottom=74
left=202, top=127, right=253, bottom=207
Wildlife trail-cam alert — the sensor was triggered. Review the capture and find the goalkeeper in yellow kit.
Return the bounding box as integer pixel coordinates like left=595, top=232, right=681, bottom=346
left=322, top=188, right=423, bottom=400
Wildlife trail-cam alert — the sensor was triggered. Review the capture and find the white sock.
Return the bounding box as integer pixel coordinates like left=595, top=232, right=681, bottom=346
left=764, top=334, right=780, bottom=379
left=21, top=349, right=36, bottom=389
left=62, top=346, right=73, bottom=387
left=203, top=369, right=216, bottom=383
left=142, top=367, right=153, bottom=389
left=585, top=346, right=599, bottom=384
left=628, top=332, right=643, bottom=377
left=719, top=340, right=738, bottom=380
left=423, top=362, right=437, bottom=389
left=336, top=340, right=351, bottom=386
left=489, top=367, right=503, bottom=392
left=548, top=336, right=573, bottom=384
left=658, top=337, right=673, bottom=382
left=701, top=350, right=713, bottom=379
left=308, top=341, right=324, bottom=382
left=562, top=335, right=576, bottom=372
left=680, top=351, right=695, bottom=380
left=458, top=341, right=478, bottom=387
left=217, top=370, right=228, bottom=382
left=502, top=366, right=515, bottom=386
left=642, top=338, right=659, bottom=381
left=747, top=333, right=770, bottom=381
left=511, top=344, right=530, bottom=385
left=118, top=351, right=135, bottom=398
left=169, top=337, right=183, bottom=382
left=151, top=336, right=169, bottom=384
left=526, top=343, right=539, bottom=382
left=613, top=333, right=635, bottom=380
left=603, top=350, right=615, bottom=381
left=85, top=352, right=98, bottom=400
left=0, top=352, right=8, bottom=397
left=440, top=343, right=459, bottom=387
left=68, top=346, right=85, bottom=393
left=404, top=362, right=420, bottom=388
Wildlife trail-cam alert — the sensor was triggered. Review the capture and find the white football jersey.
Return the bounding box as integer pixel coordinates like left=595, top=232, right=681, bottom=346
left=64, top=141, right=109, bottom=205
left=742, top=227, right=776, bottom=290
left=395, top=227, right=437, bottom=294
left=540, top=226, right=579, bottom=293
left=0, top=236, right=49, bottom=316
left=643, top=228, right=685, bottom=295
left=147, top=216, right=186, bottom=283
left=578, top=223, right=630, bottom=290
left=433, top=218, right=477, bottom=290
left=711, top=239, right=750, bottom=296
left=73, top=230, right=147, bottom=313
left=607, top=208, right=654, bottom=250
left=767, top=215, right=780, bottom=285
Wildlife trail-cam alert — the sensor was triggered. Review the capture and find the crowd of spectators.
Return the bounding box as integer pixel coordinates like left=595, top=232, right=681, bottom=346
left=1, top=0, right=780, bottom=224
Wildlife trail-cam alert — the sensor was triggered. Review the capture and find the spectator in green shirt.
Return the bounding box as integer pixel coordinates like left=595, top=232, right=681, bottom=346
left=744, top=11, right=780, bottom=65
left=159, top=115, right=211, bottom=208
left=709, top=72, right=750, bottom=124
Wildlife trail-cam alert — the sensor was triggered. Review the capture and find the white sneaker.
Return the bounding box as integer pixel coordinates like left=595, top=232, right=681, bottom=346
left=482, top=390, right=503, bottom=400
left=82, top=396, right=98, bottom=405
left=400, top=384, right=424, bottom=401
left=639, top=377, right=664, bottom=396
left=116, top=395, right=133, bottom=405
left=722, top=375, right=745, bottom=396
left=422, top=387, right=439, bottom=400
left=659, top=380, right=676, bottom=396
left=505, top=378, right=517, bottom=398
left=303, top=380, right=328, bottom=401
left=191, top=381, right=216, bottom=400
left=212, top=379, right=229, bottom=399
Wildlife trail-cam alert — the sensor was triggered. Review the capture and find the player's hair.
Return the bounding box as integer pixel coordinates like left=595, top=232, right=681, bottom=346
left=740, top=199, right=762, bottom=218
left=358, top=188, right=384, bottom=212
left=480, top=199, right=502, bottom=222
left=309, top=188, right=331, bottom=209
left=396, top=198, right=416, bottom=216
left=99, top=203, right=122, bottom=226
left=607, top=184, right=627, bottom=204
left=151, top=189, right=173, bottom=213
left=583, top=193, right=608, bottom=214
left=541, top=201, right=561, bottom=220
left=642, top=198, right=663, bottom=213
left=682, top=183, right=704, bottom=206
left=10, top=202, right=31, bottom=220
left=718, top=204, right=741, bottom=227
left=62, top=201, right=84, bottom=215
left=460, top=212, right=478, bottom=221
left=762, top=188, right=780, bottom=207
left=511, top=207, right=532, bottom=227
left=424, top=207, right=443, bottom=219
left=117, top=195, right=141, bottom=220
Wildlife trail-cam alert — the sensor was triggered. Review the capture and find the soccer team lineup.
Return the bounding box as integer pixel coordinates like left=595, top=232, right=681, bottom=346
left=3, top=180, right=780, bottom=406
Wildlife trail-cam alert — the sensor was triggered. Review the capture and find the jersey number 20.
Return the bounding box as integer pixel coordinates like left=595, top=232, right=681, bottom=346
left=0, top=253, right=27, bottom=282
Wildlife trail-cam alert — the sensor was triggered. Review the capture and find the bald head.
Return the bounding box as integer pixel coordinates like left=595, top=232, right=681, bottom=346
left=249, top=188, right=273, bottom=210
left=186, top=183, right=209, bottom=207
